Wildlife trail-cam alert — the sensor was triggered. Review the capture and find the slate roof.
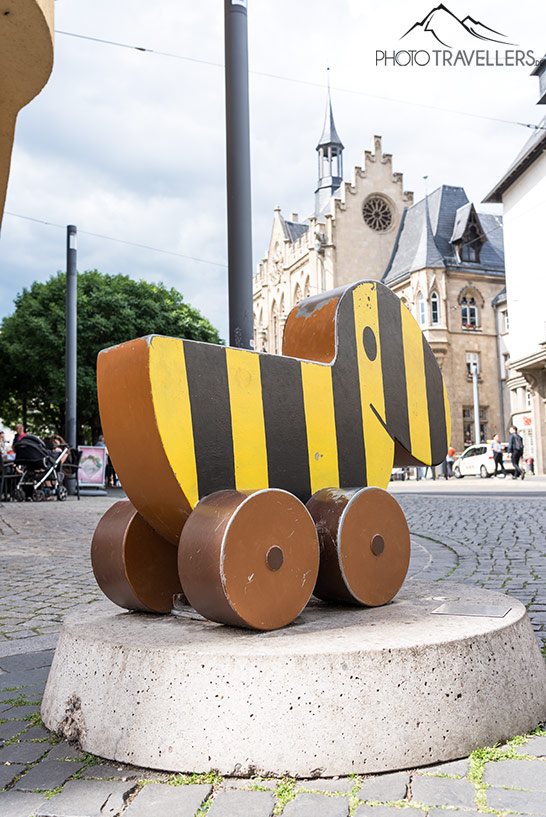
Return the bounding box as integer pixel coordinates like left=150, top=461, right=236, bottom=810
left=450, top=203, right=473, bottom=242
left=382, top=185, right=504, bottom=286
left=282, top=218, right=309, bottom=243
left=483, top=113, right=546, bottom=202
left=316, top=94, right=344, bottom=150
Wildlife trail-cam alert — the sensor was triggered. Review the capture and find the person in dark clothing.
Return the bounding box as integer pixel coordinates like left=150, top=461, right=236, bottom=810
left=507, top=425, right=525, bottom=479
left=13, top=423, right=26, bottom=445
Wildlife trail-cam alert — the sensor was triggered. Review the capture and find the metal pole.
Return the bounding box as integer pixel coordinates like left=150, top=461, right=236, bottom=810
left=225, top=0, right=253, bottom=349
left=471, top=362, right=480, bottom=444
left=495, top=307, right=506, bottom=436
left=66, top=226, right=77, bottom=492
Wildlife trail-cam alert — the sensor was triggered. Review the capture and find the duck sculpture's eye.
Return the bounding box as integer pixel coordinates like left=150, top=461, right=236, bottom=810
left=362, top=326, right=377, bottom=361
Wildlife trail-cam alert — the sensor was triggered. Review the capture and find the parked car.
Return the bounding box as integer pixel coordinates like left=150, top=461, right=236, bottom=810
left=453, top=443, right=514, bottom=479
left=390, top=467, right=410, bottom=481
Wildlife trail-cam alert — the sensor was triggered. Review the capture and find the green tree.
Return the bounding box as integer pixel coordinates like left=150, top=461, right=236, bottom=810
left=0, top=270, right=221, bottom=442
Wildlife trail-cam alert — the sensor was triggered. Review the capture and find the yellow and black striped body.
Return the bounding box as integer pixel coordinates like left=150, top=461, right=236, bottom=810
left=98, top=280, right=450, bottom=546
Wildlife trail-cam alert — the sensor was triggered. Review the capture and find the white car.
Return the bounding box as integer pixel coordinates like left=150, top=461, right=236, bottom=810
left=453, top=444, right=515, bottom=479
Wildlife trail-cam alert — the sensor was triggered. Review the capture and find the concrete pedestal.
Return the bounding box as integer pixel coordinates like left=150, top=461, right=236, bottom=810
left=41, top=580, right=546, bottom=777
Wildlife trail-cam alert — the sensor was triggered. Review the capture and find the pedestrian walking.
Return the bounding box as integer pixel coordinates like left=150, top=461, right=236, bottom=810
left=446, top=445, right=455, bottom=478
left=507, top=425, right=525, bottom=479
left=490, top=434, right=507, bottom=477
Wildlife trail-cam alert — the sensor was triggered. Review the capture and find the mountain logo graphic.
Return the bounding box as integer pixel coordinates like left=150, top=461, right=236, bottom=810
left=401, top=4, right=516, bottom=48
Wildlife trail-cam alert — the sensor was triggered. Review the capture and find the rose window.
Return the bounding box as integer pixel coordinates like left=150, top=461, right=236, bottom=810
left=362, top=196, right=393, bottom=232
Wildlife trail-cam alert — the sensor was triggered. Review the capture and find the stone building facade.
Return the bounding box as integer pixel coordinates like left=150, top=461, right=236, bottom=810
left=253, top=101, right=506, bottom=452
left=382, top=187, right=506, bottom=450
left=484, top=58, right=546, bottom=472
left=253, top=97, right=413, bottom=353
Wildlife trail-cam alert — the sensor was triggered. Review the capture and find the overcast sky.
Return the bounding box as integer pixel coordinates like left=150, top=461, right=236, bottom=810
left=0, top=0, right=544, bottom=339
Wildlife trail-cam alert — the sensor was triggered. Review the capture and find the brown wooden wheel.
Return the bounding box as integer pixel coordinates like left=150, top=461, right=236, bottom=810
left=178, top=489, right=320, bottom=630
left=306, top=486, right=410, bottom=607
left=91, top=500, right=182, bottom=613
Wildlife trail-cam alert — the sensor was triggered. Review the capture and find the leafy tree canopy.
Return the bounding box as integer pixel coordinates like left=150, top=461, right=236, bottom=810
left=0, top=270, right=221, bottom=442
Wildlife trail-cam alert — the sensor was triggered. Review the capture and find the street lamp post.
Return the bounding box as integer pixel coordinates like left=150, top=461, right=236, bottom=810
left=66, top=225, right=77, bottom=492
left=471, top=361, right=480, bottom=444
left=224, top=0, right=253, bottom=349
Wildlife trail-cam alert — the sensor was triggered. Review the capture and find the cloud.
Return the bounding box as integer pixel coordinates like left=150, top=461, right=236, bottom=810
left=1, top=0, right=544, bottom=342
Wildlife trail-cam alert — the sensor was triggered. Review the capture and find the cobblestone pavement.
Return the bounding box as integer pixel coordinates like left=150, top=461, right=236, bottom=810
left=0, top=482, right=545, bottom=816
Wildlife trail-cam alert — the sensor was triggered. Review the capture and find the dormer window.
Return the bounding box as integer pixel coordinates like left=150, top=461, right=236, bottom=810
left=451, top=203, right=486, bottom=265
left=460, top=224, right=482, bottom=262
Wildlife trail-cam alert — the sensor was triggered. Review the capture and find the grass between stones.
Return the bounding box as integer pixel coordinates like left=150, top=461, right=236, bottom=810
left=468, top=723, right=546, bottom=810
left=272, top=778, right=296, bottom=815
left=167, top=770, right=223, bottom=786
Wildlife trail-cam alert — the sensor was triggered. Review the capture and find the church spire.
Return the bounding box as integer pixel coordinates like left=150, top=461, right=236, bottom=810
left=315, top=72, right=344, bottom=215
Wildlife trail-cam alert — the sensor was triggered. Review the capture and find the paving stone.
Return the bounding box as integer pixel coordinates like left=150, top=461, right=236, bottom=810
left=21, top=725, right=50, bottom=740
left=2, top=704, right=41, bottom=720
left=420, top=758, right=470, bottom=777
left=0, top=763, right=26, bottom=789
left=207, top=789, right=276, bottom=816
left=283, top=792, right=349, bottom=816
left=486, top=786, right=546, bottom=815
left=34, top=779, right=138, bottom=817
left=299, top=778, right=354, bottom=793
left=0, top=790, right=48, bottom=817
left=410, top=775, right=477, bottom=808
left=0, top=720, right=27, bottom=741
left=79, top=763, right=137, bottom=780
left=0, top=651, right=54, bottom=673
left=355, top=807, right=425, bottom=817
left=516, top=736, right=546, bottom=757
left=15, top=759, right=84, bottom=791
left=46, top=742, right=86, bottom=761
left=483, top=757, right=546, bottom=790
left=222, top=777, right=277, bottom=789
left=357, top=771, right=409, bottom=802
left=0, top=740, right=48, bottom=764
left=0, top=668, right=51, bottom=689
left=123, top=782, right=212, bottom=816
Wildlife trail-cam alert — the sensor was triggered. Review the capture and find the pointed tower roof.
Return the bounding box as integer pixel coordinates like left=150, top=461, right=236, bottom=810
left=316, top=87, right=344, bottom=150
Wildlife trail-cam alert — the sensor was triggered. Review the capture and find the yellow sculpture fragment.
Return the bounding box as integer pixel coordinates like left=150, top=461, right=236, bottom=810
left=0, top=0, right=54, bottom=226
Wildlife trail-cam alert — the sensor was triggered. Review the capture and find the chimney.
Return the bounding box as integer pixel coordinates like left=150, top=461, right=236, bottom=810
left=531, top=55, right=546, bottom=104
left=290, top=213, right=299, bottom=222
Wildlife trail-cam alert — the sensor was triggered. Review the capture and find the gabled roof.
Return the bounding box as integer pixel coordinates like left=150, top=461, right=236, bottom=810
left=450, top=202, right=473, bottom=242
left=483, top=113, right=546, bottom=202
left=383, top=185, right=504, bottom=285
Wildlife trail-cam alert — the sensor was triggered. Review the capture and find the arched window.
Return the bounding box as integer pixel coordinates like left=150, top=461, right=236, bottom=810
left=418, top=294, right=426, bottom=326
left=430, top=292, right=440, bottom=325
left=304, top=277, right=311, bottom=298
left=461, top=296, right=478, bottom=327
left=293, top=283, right=302, bottom=306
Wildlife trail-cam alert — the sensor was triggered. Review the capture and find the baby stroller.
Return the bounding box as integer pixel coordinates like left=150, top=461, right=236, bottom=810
left=13, top=434, right=69, bottom=502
